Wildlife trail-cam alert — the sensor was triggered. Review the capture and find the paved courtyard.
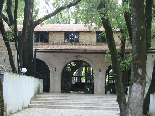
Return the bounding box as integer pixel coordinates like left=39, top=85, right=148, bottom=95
left=10, top=108, right=120, bottom=116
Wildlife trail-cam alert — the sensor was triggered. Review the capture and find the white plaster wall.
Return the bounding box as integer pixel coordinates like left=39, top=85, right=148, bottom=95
left=146, top=54, right=155, bottom=93
left=149, top=94, right=155, bottom=116
left=3, top=72, right=43, bottom=116
left=36, top=52, right=111, bottom=94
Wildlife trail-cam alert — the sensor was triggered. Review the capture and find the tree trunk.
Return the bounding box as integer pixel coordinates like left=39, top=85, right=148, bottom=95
left=119, top=31, right=128, bottom=90
left=101, top=18, right=126, bottom=116
left=19, top=0, right=34, bottom=73
left=26, top=22, right=34, bottom=76
left=127, top=0, right=146, bottom=115
left=26, top=0, right=81, bottom=76
left=98, top=1, right=127, bottom=115
left=0, top=0, right=4, bottom=14
left=142, top=0, right=153, bottom=115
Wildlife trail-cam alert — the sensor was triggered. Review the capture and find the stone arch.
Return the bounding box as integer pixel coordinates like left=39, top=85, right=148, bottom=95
left=60, top=55, right=97, bottom=74
left=59, top=55, right=97, bottom=94
left=36, top=55, right=56, bottom=72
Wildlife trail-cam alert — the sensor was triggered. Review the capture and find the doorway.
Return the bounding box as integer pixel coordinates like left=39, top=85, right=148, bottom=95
left=61, top=60, right=94, bottom=94
left=35, top=59, right=50, bottom=92
left=105, top=65, right=131, bottom=94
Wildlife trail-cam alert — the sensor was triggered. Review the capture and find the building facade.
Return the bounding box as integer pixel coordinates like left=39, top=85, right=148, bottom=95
left=0, top=24, right=154, bottom=94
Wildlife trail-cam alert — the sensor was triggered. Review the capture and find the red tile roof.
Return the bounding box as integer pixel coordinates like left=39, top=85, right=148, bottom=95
left=4, top=24, right=120, bottom=32
left=34, top=24, right=105, bottom=32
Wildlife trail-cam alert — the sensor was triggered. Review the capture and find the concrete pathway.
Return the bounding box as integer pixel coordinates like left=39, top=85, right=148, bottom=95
left=10, top=108, right=120, bottom=116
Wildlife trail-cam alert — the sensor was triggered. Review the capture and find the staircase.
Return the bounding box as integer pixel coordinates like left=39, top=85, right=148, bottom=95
left=29, top=93, right=119, bottom=111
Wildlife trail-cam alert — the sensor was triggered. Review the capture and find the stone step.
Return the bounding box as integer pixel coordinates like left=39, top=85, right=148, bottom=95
left=35, top=95, right=117, bottom=99
left=32, top=98, right=117, bottom=103
left=30, top=101, right=119, bottom=107
left=29, top=93, right=119, bottom=111
left=29, top=104, right=119, bottom=111
left=34, top=94, right=117, bottom=99
left=35, top=93, right=117, bottom=97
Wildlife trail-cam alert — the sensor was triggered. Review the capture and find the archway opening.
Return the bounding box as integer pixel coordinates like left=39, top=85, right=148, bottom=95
left=35, top=59, right=50, bottom=92
left=61, top=60, right=94, bottom=94
left=105, top=65, right=131, bottom=94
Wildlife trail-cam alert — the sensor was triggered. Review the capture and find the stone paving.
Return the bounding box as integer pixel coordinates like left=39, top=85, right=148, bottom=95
left=10, top=108, right=120, bottom=116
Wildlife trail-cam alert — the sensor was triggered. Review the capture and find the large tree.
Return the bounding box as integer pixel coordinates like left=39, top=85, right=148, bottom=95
left=76, top=0, right=153, bottom=115
left=0, top=0, right=17, bottom=73
left=127, top=0, right=146, bottom=115
left=75, top=0, right=129, bottom=115
left=1, top=0, right=81, bottom=75
left=98, top=1, right=127, bottom=115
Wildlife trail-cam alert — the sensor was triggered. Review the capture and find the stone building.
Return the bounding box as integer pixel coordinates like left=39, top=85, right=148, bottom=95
left=0, top=24, right=154, bottom=94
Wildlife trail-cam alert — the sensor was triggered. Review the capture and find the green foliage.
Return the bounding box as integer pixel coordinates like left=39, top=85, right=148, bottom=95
left=6, top=31, right=14, bottom=41
left=2, top=0, right=25, bottom=24
left=119, top=53, right=132, bottom=71
left=35, top=0, right=82, bottom=24
left=105, top=49, right=132, bottom=71
left=151, top=20, right=155, bottom=47
left=105, top=50, right=111, bottom=62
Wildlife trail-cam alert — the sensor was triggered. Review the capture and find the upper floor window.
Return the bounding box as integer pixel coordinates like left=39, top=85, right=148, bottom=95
left=35, top=32, right=49, bottom=43
left=96, top=32, right=106, bottom=43
left=64, top=32, right=79, bottom=43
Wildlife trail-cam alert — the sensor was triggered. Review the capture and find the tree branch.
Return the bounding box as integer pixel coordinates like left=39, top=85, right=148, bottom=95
left=1, top=13, right=9, bottom=24
left=33, top=8, right=39, bottom=20
left=6, top=0, right=14, bottom=25
left=124, top=11, right=132, bottom=43
left=34, top=0, right=81, bottom=26
left=14, top=0, right=18, bottom=41
left=98, top=1, right=126, bottom=115
left=122, top=0, right=132, bottom=44
left=0, top=18, right=17, bottom=73
left=0, top=0, right=4, bottom=14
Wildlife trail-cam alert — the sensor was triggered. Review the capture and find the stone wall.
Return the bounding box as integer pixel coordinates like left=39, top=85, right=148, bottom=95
left=48, top=31, right=97, bottom=44
left=49, top=32, right=64, bottom=44
left=79, top=32, right=96, bottom=44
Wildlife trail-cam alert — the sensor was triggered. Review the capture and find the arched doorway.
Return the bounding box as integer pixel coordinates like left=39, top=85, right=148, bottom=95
left=35, top=59, right=50, bottom=92
left=105, top=65, right=131, bottom=94
left=61, top=60, right=94, bottom=94
left=105, top=65, right=116, bottom=94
